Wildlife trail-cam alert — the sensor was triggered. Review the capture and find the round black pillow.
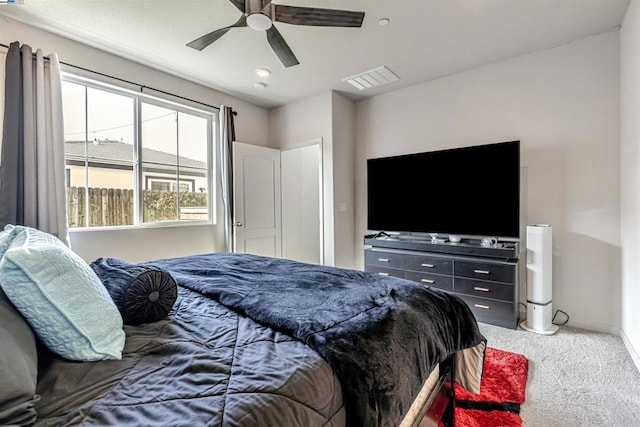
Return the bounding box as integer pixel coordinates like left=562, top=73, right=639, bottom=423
left=90, top=258, right=178, bottom=326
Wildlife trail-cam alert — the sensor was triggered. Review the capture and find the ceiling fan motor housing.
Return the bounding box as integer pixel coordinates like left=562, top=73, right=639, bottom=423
left=246, top=0, right=269, bottom=15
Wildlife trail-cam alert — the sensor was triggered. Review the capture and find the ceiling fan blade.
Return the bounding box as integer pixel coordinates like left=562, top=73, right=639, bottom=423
left=228, top=0, right=245, bottom=13
left=186, top=16, right=247, bottom=51
left=266, top=26, right=299, bottom=68
left=273, top=4, right=365, bottom=27
left=261, top=0, right=272, bottom=10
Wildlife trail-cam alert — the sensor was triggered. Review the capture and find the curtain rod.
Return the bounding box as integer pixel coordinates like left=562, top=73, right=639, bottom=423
left=0, top=42, right=237, bottom=116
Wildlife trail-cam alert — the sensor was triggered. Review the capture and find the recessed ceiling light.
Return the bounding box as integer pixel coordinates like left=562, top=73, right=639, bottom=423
left=378, top=18, right=390, bottom=26
left=254, top=82, right=267, bottom=89
left=255, top=67, right=271, bottom=77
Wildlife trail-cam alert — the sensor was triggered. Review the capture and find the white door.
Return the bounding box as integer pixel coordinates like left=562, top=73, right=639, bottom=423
left=233, top=142, right=282, bottom=257
left=281, top=143, right=322, bottom=264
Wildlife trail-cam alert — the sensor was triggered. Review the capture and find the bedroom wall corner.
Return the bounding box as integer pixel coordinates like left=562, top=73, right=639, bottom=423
left=620, top=0, right=640, bottom=371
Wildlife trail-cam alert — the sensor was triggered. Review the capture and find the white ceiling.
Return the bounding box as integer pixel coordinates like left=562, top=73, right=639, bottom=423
left=0, top=0, right=631, bottom=109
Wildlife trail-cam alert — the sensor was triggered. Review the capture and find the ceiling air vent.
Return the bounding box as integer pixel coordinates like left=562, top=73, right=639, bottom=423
left=342, top=66, right=400, bottom=91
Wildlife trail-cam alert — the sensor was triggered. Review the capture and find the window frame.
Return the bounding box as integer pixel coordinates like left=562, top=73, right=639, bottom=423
left=62, top=73, right=217, bottom=230
left=145, top=175, right=196, bottom=193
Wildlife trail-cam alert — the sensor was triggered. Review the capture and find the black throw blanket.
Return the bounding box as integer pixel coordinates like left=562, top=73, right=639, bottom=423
left=113, top=252, right=484, bottom=426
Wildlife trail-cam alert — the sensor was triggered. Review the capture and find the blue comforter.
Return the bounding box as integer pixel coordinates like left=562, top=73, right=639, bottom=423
left=138, top=252, right=485, bottom=426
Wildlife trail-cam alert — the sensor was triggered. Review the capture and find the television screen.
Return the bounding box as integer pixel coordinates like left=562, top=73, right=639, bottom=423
left=367, top=140, right=520, bottom=239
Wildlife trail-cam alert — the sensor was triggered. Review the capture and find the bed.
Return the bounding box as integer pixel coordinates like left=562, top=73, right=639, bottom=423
left=0, top=225, right=486, bottom=427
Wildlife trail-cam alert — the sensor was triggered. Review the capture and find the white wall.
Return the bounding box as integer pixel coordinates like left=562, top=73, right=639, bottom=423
left=355, top=31, right=621, bottom=334
left=270, top=92, right=336, bottom=265
left=331, top=92, right=356, bottom=268
left=270, top=92, right=331, bottom=149
left=620, top=0, right=640, bottom=369
left=270, top=91, right=357, bottom=268
left=0, top=19, right=270, bottom=262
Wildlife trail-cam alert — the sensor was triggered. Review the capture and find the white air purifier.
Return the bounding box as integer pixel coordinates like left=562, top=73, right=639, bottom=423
left=520, top=225, right=559, bottom=335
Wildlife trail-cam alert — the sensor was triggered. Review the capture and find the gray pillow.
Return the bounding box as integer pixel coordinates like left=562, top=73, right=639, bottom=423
left=0, top=287, right=39, bottom=425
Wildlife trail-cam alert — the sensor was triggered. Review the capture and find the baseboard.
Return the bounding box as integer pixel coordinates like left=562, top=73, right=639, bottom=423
left=518, top=309, right=620, bottom=336
left=562, top=318, right=620, bottom=335
left=621, top=329, right=640, bottom=374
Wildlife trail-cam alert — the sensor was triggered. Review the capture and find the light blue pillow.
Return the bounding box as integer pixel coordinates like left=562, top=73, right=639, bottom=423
left=0, top=226, right=125, bottom=361
left=0, top=224, right=21, bottom=260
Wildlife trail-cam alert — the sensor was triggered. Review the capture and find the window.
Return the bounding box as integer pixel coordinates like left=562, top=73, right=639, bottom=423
left=146, top=176, right=195, bottom=193
left=61, top=75, right=215, bottom=228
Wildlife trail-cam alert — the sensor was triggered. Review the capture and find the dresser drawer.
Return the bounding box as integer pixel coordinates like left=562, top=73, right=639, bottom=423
left=405, top=271, right=453, bottom=292
left=457, top=295, right=517, bottom=329
left=454, top=260, right=515, bottom=283
left=454, top=278, right=514, bottom=302
left=365, top=265, right=405, bottom=279
left=365, top=250, right=406, bottom=270
left=405, top=254, right=452, bottom=275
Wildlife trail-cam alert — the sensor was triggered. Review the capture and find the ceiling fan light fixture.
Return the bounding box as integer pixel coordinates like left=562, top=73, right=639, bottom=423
left=247, top=13, right=273, bottom=31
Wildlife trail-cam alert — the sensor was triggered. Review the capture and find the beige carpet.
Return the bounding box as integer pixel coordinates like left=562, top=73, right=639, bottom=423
left=478, top=322, right=640, bottom=426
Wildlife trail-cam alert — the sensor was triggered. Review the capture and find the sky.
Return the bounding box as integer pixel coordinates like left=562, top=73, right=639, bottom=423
left=61, top=80, right=210, bottom=161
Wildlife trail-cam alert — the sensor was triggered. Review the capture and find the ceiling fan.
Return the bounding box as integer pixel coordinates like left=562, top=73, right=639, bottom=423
left=186, top=0, right=365, bottom=68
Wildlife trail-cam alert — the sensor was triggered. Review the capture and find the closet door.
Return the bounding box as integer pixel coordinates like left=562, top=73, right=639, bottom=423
left=281, top=143, right=322, bottom=264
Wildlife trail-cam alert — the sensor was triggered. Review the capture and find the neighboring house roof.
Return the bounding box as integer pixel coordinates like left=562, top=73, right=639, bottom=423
left=65, top=139, right=207, bottom=170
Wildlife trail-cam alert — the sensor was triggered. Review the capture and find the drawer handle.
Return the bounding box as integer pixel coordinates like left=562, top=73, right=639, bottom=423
left=378, top=258, right=390, bottom=262
left=474, top=304, right=490, bottom=310
left=421, top=279, right=435, bottom=284
left=421, top=263, right=434, bottom=268
left=473, top=287, right=490, bottom=292
left=473, top=269, right=490, bottom=274
left=377, top=272, right=389, bottom=276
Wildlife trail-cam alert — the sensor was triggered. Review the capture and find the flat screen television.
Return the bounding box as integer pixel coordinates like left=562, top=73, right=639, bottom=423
left=367, top=140, right=520, bottom=239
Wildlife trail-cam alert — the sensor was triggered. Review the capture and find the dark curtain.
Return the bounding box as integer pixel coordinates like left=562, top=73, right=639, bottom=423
left=0, top=42, right=24, bottom=229
left=220, top=105, right=236, bottom=252
left=0, top=41, right=69, bottom=245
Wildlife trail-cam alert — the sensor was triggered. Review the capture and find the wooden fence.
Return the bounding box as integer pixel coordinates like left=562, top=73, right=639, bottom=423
left=67, top=187, right=207, bottom=227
